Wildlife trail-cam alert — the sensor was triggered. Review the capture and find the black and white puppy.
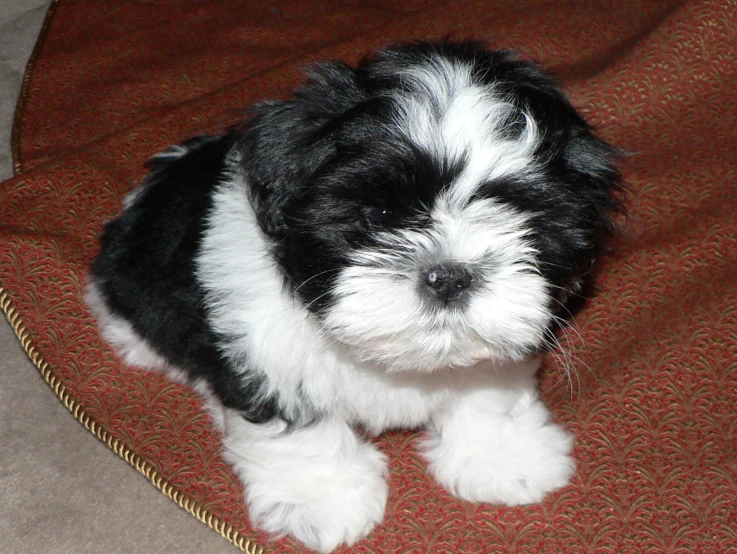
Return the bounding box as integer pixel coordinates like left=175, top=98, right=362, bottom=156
left=87, top=41, right=623, bottom=552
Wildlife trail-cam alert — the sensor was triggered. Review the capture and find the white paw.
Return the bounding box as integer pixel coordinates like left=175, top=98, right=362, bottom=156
left=223, top=416, right=388, bottom=553
left=247, top=446, right=387, bottom=552
left=423, top=391, right=575, bottom=506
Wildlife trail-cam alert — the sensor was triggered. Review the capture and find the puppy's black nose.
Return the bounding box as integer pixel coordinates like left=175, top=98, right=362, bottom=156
left=423, top=263, right=473, bottom=304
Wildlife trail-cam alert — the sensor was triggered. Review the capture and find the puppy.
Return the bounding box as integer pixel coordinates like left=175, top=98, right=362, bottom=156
left=87, top=41, right=623, bottom=552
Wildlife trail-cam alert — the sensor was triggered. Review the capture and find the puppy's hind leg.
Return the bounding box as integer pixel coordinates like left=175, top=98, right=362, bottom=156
left=85, top=279, right=173, bottom=373
left=222, top=411, right=388, bottom=553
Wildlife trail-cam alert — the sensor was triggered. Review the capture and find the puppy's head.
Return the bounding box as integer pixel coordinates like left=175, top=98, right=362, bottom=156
left=237, top=41, right=623, bottom=371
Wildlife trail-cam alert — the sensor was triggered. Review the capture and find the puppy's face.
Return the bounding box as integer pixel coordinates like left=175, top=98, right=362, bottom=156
left=240, top=42, right=622, bottom=371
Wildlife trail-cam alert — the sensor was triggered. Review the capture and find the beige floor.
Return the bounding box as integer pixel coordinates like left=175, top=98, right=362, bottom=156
left=0, top=3, right=241, bottom=553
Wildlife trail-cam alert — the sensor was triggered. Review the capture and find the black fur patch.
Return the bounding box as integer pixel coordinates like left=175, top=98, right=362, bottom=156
left=91, top=134, right=279, bottom=423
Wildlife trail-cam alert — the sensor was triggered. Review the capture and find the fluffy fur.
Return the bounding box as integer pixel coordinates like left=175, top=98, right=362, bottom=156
left=87, top=41, right=623, bottom=552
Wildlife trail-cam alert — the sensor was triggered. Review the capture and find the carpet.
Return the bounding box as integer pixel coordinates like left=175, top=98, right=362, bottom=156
left=2, top=0, right=736, bottom=552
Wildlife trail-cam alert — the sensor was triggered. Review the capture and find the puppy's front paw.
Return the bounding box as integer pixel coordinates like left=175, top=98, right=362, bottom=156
left=223, top=416, right=388, bottom=553
left=246, top=441, right=387, bottom=552
left=423, top=391, right=575, bottom=506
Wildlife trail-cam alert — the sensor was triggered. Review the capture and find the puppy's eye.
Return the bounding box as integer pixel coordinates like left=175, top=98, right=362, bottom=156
left=361, top=207, right=392, bottom=227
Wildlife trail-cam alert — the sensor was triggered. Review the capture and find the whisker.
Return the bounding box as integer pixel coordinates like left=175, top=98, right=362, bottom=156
left=294, top=268, right=342, bottom=293
left=546, top=282, right=587, bottom=302
left=544, top=327, right=575, bottom=399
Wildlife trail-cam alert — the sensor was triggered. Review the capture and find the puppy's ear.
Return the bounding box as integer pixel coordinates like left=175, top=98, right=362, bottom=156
left=554, top=128, right=626, bottom=310
left=235, top=62, right=364, bottom=237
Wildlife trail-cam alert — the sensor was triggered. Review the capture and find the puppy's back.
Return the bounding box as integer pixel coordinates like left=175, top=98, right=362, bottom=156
left=89, top=135, right=248, bottom=397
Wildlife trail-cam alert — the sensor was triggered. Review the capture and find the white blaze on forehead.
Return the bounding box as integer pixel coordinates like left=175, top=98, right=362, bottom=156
left=428, top=197, right=535, bottom=262
left=393, top=58, right=541, bottom=209
left=395, top=57, right=474, bottom=122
